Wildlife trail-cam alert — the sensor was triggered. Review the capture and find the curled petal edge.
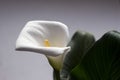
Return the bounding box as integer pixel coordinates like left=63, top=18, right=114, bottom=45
left=16, top=46, right=71, bottom=56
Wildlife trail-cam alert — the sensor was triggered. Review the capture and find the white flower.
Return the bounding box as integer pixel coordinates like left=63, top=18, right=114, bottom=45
left=16, top=21, right=70, bottom=56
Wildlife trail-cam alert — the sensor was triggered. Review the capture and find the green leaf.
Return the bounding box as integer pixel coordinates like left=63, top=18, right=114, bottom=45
left=60, top=31, right=95, bottom=80
left=70, top=31, right=120, bottom=80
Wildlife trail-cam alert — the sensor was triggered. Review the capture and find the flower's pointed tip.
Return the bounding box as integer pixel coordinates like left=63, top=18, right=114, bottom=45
left=46, top=47, right=71, bottom=57
left=64, top=46, right=71, bottom=53
left=55, top=47, right=71, bottom=56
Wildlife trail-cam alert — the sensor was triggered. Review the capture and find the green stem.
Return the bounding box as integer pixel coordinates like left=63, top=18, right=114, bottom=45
left=53, top=69, right=60, bottom=80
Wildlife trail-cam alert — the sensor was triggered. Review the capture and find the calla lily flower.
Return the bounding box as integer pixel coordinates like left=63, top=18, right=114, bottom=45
left=16, top=21, right=70, bottom=56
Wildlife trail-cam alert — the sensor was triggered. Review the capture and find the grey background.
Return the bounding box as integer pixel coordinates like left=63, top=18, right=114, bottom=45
left=0, top=0, right=120, bottom=80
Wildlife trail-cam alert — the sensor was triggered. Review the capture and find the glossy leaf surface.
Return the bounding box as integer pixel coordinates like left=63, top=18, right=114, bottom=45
left=71, top=31, right=120, bottom=80
left=61, top=31, right=95, bottom=80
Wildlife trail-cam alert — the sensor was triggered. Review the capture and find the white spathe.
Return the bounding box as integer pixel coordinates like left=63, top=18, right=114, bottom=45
left=16, top=21, right=70, bottom=56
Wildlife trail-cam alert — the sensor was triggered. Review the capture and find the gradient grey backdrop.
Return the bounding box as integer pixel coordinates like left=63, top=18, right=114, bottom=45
left=0, top=0, right=120, bottom=80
